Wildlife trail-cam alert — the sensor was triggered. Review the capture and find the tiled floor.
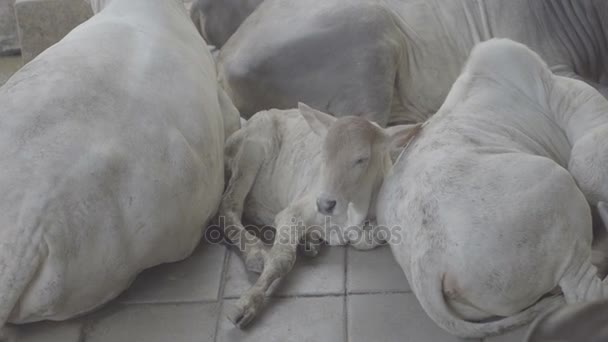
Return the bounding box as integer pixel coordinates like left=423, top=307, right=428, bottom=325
left=7, top=240, right=531, bottom=342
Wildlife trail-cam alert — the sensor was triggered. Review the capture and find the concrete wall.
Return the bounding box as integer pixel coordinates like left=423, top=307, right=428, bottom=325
left=0, top=0, right=19, bottom=55
left=15, top=0, right=92, bottom=63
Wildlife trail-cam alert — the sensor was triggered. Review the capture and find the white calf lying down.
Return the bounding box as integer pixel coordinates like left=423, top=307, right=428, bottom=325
left=525, top=300, right=608, bottom=342
left=376, top=38, right=608, bottom=338
left=0, top=0, right=238, bottom=337
left=189, top=0, right=263, bottom=48
left=220, top=104, right=420, bottom=327
left=219, top=0, right=608, bottom=126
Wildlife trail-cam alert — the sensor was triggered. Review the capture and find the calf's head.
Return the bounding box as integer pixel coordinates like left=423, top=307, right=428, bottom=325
left=299, top=103, right=421, bottom=222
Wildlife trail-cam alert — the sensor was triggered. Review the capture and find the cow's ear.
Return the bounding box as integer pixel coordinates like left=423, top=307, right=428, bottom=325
left=299, top=103, right=334, bottom=138
left=383, top=123, right=423, bottom=160
left=599, top=202, right=608, bottom=229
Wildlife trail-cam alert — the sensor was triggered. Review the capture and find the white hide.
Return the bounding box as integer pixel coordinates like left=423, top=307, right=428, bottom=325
left=189, top=0, right=263, bottom=48
left=0, top=0, right=238, bottom=329
left=377, top=39, right=608, bottom=338
left=224, top=107, right=384, bottom=245
left=218, top=0, right=608, bottom=125
left=219, top=104, right=420, bottom=328
left=83, top=0, right=107, bottom=13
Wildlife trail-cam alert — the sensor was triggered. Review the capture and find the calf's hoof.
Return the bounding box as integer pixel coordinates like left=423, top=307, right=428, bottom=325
left=226, top=290, right=265, bottom=329
left=300, top=240, right=321, bottom=257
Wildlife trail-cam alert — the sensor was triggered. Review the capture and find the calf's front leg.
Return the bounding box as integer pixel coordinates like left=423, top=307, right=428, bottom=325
left=226, top=200, right=315, bottom=328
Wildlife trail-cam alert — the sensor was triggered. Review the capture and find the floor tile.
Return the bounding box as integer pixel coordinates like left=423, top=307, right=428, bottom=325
left=347, top=245, right=410, bottom=293
left=484, top=326, right=529, bottom=342
left=348, top=293, right=480, bottom=342
left=15, top=320, right=82, bottom=342
left=85, top=302, right=219, bottom=342
left=217, top=296, right=345, bottom=342
left=119, top=242, right=227, bottom=304
left=223, top=246, right=345, bottom=298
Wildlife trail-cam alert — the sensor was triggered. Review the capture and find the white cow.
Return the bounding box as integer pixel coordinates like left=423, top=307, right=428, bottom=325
left=220, top=104, right=420, bottom=327
left=0, top=0, right=239, bottom=338
left=376, top=39, right=608, bottom=338
left=189, top=0, right=263, bottom=48
left=218, top=0, right=608, bottom=126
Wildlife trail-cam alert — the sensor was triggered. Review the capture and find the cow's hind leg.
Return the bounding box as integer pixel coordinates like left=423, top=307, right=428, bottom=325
left=559, top=240, right=608, bottom=302
left=220, top=139, right=268, bottom=273
left=226, top=200, right=314, bottom=328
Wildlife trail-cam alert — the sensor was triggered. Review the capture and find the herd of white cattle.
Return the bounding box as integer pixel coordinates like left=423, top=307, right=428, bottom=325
left=0, top=0, right=607, bottom=341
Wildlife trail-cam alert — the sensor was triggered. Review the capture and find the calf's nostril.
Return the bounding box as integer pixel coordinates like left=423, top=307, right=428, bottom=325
left=326, top=200, right=337, bottom=210
left=316, top=198, right=337, bottom=214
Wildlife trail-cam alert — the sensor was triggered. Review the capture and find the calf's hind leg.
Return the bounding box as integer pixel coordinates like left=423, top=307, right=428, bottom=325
left=227, top=200, right=316, bottom=328
left=220, top=140, right=268, bottom=273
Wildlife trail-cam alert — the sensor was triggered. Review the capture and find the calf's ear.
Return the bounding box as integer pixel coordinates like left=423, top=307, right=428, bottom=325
left=384, top=123, right=423, bottom=160
left=299, top=103, right=334, bottom=138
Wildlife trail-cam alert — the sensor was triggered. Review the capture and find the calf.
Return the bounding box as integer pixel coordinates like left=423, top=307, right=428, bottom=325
left=220, top=104, right=420, bottom=327
left=377, top=38, right=608, bottom=338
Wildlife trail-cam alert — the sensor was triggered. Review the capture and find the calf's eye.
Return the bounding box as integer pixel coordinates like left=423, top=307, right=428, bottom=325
left=354, top=157, right=368, bottom=166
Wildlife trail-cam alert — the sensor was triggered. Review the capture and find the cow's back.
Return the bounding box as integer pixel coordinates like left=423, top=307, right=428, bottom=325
left=384, top=0, right=573, bottom=122
left=0, top=0, right=227, bottom=322
left=219, top=0, right=580, bottom=124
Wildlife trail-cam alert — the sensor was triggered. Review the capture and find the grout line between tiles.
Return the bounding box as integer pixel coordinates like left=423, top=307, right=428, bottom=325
left=213, top=246, right=231, bottom=342
left=223, top=292, right=346, bottom=300
left=77, top=323, right=86, bottom=342
left=119, top=299, right=223, bottom=306
left=343, top=246, right=349, bottom=342
left=347, top=289, right=412, bottom=296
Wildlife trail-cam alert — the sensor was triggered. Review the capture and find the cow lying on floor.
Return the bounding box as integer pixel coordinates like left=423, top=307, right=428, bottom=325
left=0, top=0, right=238, bottom=339
left=218, top=0, right=608, bottom=126
left=220, top=104, right=420, bottom=327
left=377, top=38, right=608, bottom=338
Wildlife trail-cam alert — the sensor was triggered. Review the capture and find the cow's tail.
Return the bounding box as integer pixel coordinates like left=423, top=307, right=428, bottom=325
left=410, top=262, right=564, bottom=339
